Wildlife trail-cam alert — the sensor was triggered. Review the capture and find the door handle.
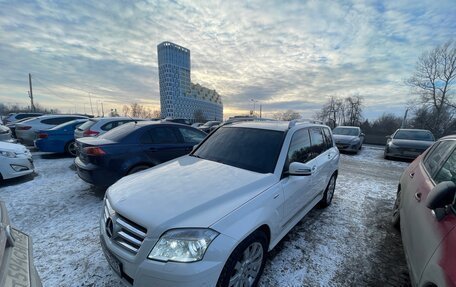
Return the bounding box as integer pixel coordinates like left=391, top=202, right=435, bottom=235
left=409, top=172, right=415, bottom=179
left=414, top=192, right=422, bottom=202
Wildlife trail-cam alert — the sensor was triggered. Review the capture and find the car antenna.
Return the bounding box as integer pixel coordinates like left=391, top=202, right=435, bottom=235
left=127, top=115, right=138, bottom=125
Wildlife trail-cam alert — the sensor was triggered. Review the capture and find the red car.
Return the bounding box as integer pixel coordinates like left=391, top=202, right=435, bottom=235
left=392, top=135, right=456, bottom=286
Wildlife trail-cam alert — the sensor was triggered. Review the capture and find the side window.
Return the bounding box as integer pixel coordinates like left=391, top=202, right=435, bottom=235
left=140, top=127, right=179, bottom=144
left=424, top=141, right=456, bottom=178
left=101, top=121, right=118, bottom=131
left=42, top=117, right=70, bottom=125
left=434, top=147, right=456, bottom=184
left=322, top=127, right=333, bottom=149
left=285, top=129, right=312, bottom=171
left=178, top=128, right=206, bottom=144
left=309, top=127, right=326, bottom=156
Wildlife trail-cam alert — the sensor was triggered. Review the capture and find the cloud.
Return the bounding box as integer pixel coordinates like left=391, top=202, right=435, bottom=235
left=0, top=0, right=455, bottom=119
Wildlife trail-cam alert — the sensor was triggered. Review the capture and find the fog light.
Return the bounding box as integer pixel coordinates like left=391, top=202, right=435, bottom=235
left=10, top=164, right=29, bottom=172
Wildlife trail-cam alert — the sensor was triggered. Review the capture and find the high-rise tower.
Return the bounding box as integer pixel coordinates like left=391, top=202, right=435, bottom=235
left=157, top=41, right=223, bottom=121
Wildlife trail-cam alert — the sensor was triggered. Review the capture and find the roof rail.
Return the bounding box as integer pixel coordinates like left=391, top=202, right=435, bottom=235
left=288, top=118, right=324, bottom=129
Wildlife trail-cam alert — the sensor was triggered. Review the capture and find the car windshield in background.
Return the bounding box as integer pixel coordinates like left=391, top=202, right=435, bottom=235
left=201, top=121, right=219, bottom=127
left=333, top=127, right=359, bottom=136
left=193, top=127, right=284, bottom=173
left=394, top=130, right=434, bottom=141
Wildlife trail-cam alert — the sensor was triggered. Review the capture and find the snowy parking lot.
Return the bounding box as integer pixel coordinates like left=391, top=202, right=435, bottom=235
left=0, top=145, right=411, bottom=287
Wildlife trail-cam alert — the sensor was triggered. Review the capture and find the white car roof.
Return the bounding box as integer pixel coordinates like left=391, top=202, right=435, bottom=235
left=226, top=120, right=326, bottom=132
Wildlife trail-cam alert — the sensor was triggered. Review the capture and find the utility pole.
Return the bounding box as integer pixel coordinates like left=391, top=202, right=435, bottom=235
left=101, top=102, right=104, bottom=117
left=89, top=92, right=94, bottom=116
left=401, top=108, right=409, bottom=128
left=259, top=104, right=262, bottom=118
left=28, top=73, right=35, bottom=112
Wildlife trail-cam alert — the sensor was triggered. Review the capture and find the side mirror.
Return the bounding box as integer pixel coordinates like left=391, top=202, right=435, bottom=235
left=360, top=133, right=365, bottom=137
left=289, top=162, right=313, bottom=176
left=426, top=181, right=456, bottom=221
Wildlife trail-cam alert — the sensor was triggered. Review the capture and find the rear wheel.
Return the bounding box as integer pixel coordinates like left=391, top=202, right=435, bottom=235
left=65, top=140, right=77, bottom=156
left=217, top=231, right=268, bottom=287
left=127, top=165, right=150, bottom=175
left=319, top=174, right=337, bottom=208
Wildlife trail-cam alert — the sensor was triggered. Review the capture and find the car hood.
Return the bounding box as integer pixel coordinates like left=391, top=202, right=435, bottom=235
left=390, top=139, right=434, bottom=149
left=0, top=141, right=29, bottom=154
left=107, top=155, right=277, bottom=237
left=333, top=135, right=358, bottom=143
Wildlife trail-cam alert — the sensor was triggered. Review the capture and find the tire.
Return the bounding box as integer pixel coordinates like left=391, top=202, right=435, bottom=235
left=65, top=140, right=77, bottom=157
left=217, top=231, right=268, bottom=287
left=127, top=165, right=150, bottom=175
left=392, top=189, right=401, bottom=229
left=319, top=174, right=337, bottom=208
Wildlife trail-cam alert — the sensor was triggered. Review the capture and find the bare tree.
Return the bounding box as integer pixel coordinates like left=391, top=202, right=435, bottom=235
left=344, top=95, right=363, bottom=126
left=316, top=96, right=363, bottom=126
left=273, top=110, right=301, bottom=121
left=406, top=41, right=456, bottom=136
left=122, top=105, right=130, bottom=117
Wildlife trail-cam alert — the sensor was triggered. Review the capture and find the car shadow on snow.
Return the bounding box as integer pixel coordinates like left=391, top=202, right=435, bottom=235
left=38, top=153, right=75, bottom=160
left=0, top=172, right=37, bottom=188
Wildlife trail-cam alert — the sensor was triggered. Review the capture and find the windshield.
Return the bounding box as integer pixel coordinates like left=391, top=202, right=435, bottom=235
left=394, top=130, right=434, bottom=141
left=333, top=127, right=359, bottom=136
left=77, top=119, right=98, bottom=131
left=193, top=127, right=284, bottom=173
left=99, top=122, right=137, bottom=142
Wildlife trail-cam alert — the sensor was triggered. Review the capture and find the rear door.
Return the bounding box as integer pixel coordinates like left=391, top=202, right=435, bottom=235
left=308, top=127, right=329, bottom=194
left=140, top=126, right=188, bottom=164
left=402, top=140, right=456, bottom=284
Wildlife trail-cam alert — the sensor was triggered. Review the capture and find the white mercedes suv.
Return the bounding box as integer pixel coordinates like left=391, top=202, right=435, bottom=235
left=100, top=120, right=340, bottom=287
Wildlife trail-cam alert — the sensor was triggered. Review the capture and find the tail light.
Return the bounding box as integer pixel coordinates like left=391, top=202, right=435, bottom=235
left=38, top=133, right=48, bottom=139
left=83, top=147, right=106, bottom=156
left=17, top=126, right=32, bottom=130
left=83, top=129, right=99, bottom=137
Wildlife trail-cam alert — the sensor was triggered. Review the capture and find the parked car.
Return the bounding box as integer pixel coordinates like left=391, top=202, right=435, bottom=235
left=74, top=117, right=143, bottom=139
left=392, top=135, right=456, bottom=286
left=163, top=118, right=191, bottom=125
left=198, top=120, right=221, bottom=133
left=15, top=115, right=88, bottom=145
left=34, top=119, right=88, bottom=156
left=100, top=120, right=339, bottom=286
left=7, top=117, right=37, bottom=138
left=191, top=122, right=204, bottom=128
left=2, top=112, right=43, bottom=125
left=384, top=129, right=435, bottom=160
left=0, top=125, right=16, bottom=143
left=75, top=121, right=207, bottom=187
left=332, top=126, right=364, bottom=153
left=0, top=201, right=42, bottom=286
left=0, top=141, right=34, bottom=180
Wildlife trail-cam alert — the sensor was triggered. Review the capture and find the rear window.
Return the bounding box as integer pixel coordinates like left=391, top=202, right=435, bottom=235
left=77, top=119, right=98, bottom=130
left=193, top=127, right=284, bottom=174
left=99, top=122, right=137, bottom=141
left=41, top=117, right=81, bottom=125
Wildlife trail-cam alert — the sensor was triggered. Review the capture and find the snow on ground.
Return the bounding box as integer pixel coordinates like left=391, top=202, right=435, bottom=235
left=0, top=145, right=411, bottom=287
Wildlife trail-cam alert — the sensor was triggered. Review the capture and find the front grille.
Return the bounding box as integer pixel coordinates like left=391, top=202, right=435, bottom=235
left=104, top=202, right=147, bottom=255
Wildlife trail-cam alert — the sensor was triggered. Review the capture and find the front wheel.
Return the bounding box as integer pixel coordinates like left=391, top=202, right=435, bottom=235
left=319, top=174, right=337, bottom=208
left=217, top=231, right=268, bottom=287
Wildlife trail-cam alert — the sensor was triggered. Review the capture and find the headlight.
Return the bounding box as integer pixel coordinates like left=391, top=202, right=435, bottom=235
left=0, top=150, right=16, bottom=158
left=148, top=229, right=219, bottom=262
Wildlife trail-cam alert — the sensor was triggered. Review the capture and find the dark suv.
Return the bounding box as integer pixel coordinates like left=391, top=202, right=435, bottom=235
left=75, top=121, right=207, bottom=186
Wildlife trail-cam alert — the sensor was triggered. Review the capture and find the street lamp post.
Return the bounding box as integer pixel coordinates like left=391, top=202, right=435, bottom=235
left=250, top=99, right=258, bottom=117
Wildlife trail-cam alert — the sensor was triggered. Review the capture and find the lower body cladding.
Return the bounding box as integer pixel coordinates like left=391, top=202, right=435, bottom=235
left=0, top=156, right=34, bottom=180
left=99, top=218, right=236, bottom=287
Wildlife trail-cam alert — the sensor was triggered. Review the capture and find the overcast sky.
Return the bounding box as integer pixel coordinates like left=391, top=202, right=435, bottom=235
left=1, top=0, right=455, bottom=119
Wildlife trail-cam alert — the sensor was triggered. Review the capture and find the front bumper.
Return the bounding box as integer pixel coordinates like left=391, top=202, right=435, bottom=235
left=384, top=146, right=425, bottom=159
left=336, top=142, right=360, bottom=152
left=0, top=155, right=34, bottom=180
left=99, top=216, right=235, bottom=287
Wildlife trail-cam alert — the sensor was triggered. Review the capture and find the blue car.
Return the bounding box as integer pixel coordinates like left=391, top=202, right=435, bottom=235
left=75, top=121, right=207, bottom=186
left=35, top=119, right=88, bottom=156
